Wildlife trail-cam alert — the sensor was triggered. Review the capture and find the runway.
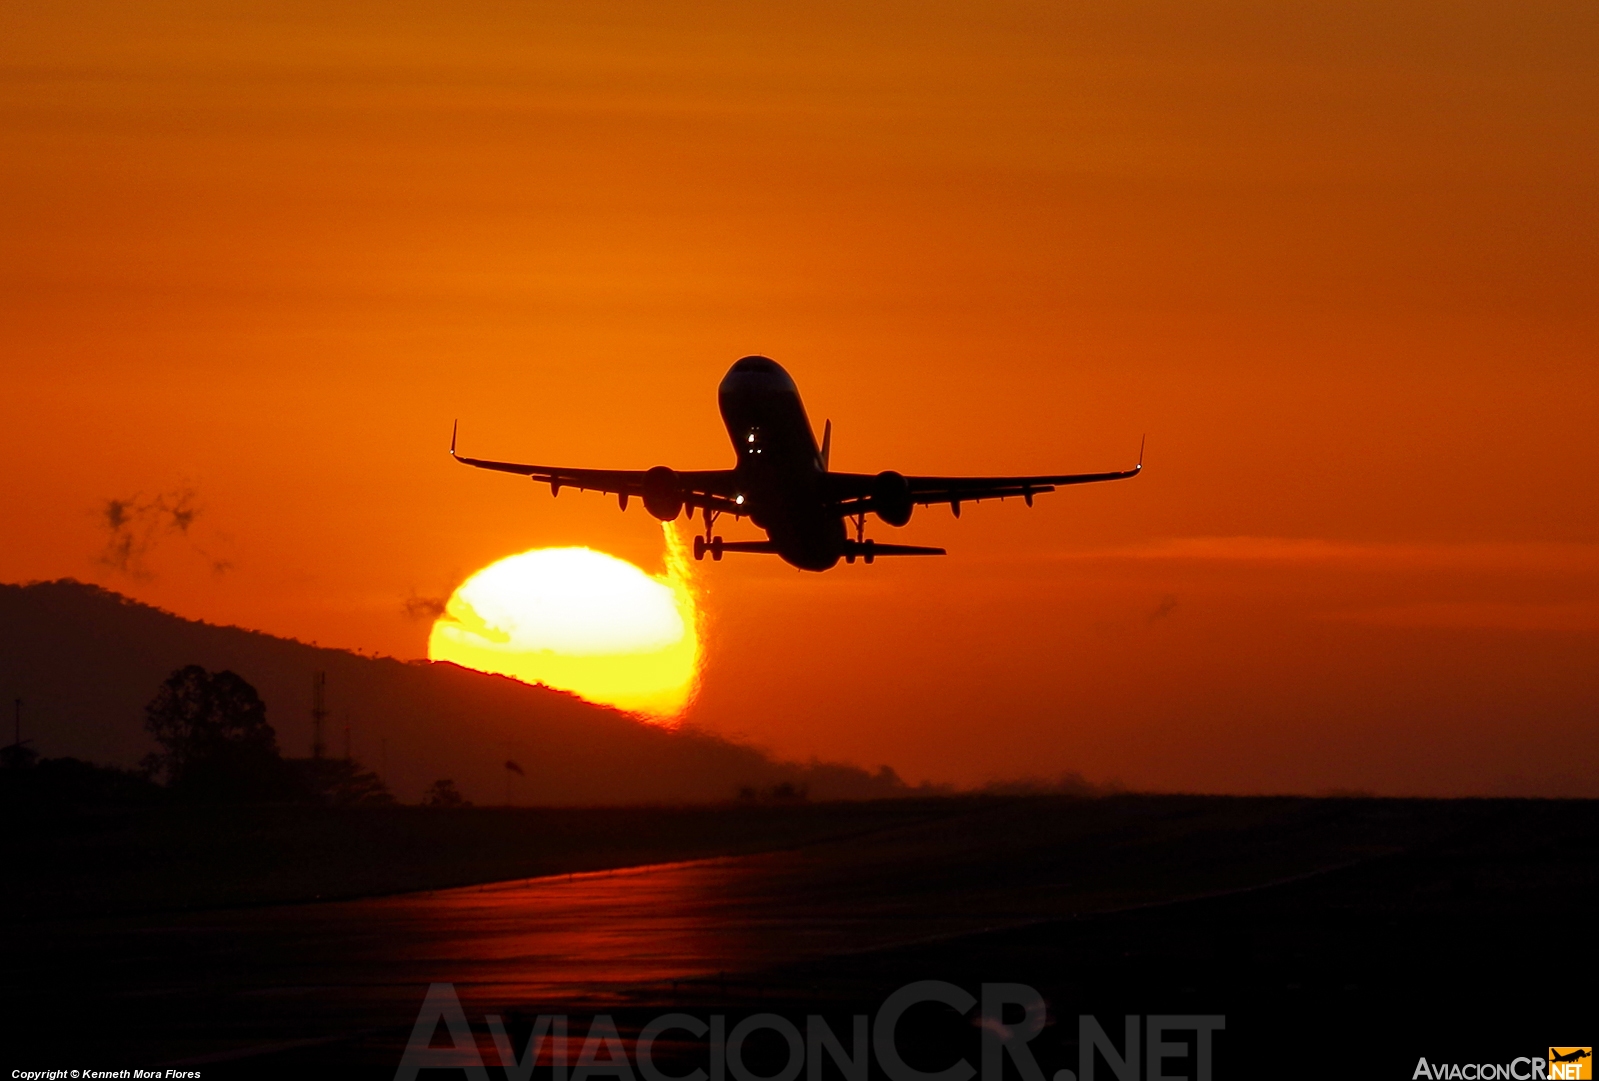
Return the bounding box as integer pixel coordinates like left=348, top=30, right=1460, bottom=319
left=7, top=794, right=1591, bottom=1075
left=3, top=796, right=1435, bottom=1063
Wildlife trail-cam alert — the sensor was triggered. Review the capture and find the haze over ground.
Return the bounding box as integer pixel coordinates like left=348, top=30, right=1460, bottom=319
left=2, top=1, right=1595, bottom=796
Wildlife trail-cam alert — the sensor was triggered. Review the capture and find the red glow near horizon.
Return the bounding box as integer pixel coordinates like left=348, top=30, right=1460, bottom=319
left=2, top=1, right=1596, bottom=796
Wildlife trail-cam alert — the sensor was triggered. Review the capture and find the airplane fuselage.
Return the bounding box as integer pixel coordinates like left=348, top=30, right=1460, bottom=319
left=717, top=356, right=847, bottom=571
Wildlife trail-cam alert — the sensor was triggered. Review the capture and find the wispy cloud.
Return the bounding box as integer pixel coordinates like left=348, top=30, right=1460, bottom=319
left=402, top=591, right=449, bottom=621
left=1147, top=593, right=1178, bottom=622
left=1060, top=536, right=1599, bottom=572
left=97, top=487, right=231, bottom=578
left=1048, top=537, right=1599, bottom=632
left=1330, top=601, right=1599, bottom=632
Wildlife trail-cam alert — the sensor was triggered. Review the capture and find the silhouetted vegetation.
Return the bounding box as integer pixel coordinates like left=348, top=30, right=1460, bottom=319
left=979, top=770, right=1105, bottom=797
left=290, top=756, right=395, bottom=807
left=142, top=664, right=299, bottom=803
left=1, top=753, right=161, bottom=808
left=422, top=778, right=469, bottom=807
left=738, top=781, right=810, bottom=803
left=137, top=664, right=395, bottom=806
left=1, top=741, right=38, bottom=771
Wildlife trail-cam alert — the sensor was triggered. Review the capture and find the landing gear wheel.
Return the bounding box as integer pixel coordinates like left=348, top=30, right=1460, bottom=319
left=693, top=535, right=706, bottom=561
left=711, top=536, right=724, bottom=561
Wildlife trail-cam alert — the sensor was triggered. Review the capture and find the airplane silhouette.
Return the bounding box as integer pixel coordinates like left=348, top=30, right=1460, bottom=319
left=452, top=355, right=1143, bottom=571
left=1550, top=1049, right=1592, bottom=1064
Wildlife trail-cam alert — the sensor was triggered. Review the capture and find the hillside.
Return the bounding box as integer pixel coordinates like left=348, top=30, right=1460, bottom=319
left=0, top=580, right=904, bottom=804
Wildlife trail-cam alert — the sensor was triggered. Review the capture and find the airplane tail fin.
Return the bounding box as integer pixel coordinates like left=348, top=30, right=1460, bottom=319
left=820, top=419, right=832, bottom=471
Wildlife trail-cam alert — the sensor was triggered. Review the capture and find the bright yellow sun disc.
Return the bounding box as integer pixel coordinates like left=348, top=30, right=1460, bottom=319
left=427, top=531, right=699, bottom=720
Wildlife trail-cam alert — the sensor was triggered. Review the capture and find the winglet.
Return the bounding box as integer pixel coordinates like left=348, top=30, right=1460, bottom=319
left=820, top=419, right=832, bottom=471
left=1138, top=434, right=1145, bottom=469
left=450, top=419, right=458, bottom=457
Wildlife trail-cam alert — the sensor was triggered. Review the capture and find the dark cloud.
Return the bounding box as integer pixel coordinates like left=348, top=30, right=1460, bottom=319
left=403, top=592, right=449, bottom=621
left=97, top=487, right=227, bottom=577
left=1147, top=593, right=1179, bottom=623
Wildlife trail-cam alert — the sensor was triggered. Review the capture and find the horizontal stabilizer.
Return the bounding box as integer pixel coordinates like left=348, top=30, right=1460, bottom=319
left=713, top=541, right=780, bottom=555
left=842, top=539, right=946, bottom=564
left=702, top=539, right=946, bottom=564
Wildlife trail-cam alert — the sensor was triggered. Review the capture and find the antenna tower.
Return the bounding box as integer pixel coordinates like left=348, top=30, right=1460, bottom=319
left=311, top=672, right=327, bottom=759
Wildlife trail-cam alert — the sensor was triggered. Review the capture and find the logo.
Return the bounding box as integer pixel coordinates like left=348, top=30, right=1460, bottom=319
left=394, top=982, right=1226, bottom=1081
left=1549, top=1048, right=1593, bottom=1081
left=1413, top=1049, right=1591, bottom=1080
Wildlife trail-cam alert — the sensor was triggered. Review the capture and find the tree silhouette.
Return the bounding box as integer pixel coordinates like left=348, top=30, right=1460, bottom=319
left=422, top=779, right=469, bottom=808
left=142, top=665, right=290, bottom=802
left=293, top=756, right=395, bottom=806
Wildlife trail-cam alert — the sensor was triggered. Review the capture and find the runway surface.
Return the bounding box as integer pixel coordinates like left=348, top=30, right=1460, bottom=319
left=8, top=794, right=1591, bottom=1075
left=5, top=796, right=1434, bottom=1062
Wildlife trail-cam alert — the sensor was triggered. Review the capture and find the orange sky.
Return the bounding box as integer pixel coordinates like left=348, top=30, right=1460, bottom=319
left=3, top=0, right=1596, bottom=796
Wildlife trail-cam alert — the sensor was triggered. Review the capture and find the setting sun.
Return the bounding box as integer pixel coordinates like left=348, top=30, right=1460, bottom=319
left=427, top=527, right=699, bottom=720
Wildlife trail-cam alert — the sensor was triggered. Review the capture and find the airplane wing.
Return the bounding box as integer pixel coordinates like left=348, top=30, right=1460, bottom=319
left=450, top=424, right=742, bottom=513
left=828, top=440, right=1144, bottom=517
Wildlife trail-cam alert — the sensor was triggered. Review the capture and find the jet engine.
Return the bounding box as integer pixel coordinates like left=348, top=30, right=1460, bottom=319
left=872, top=470, right=913, bottom=527
left=642, top=466, right=684, bottom=521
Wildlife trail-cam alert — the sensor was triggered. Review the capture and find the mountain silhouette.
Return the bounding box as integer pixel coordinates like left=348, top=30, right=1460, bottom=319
left=0, top=580, right=905, bottom=804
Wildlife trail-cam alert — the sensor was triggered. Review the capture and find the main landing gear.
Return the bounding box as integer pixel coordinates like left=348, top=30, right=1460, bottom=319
left=842, top=538, right=876, bottom=564
left=693, top=505, right=723, bottom=561
left=693, top=535, right=724, bottom=561
left=840, top=512, right=874, bottom=563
